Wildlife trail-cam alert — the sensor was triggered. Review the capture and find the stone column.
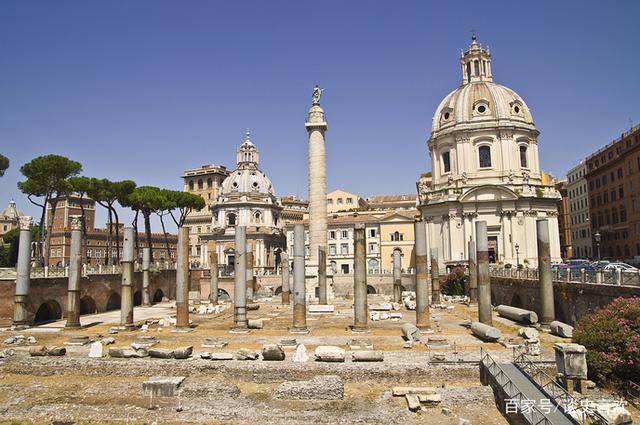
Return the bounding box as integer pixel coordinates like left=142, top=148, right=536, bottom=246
left=392, top=248, right=402, bottom=303
left=209, top=242, right=218, bottom=305
left=414, top=221, right=431, bottom=330
left=430, top=248, right=440, bottom=304
left=246, top=243, right=254, bottom=301
left=537, top=219, right=555, bottom=325
left=13, top=216, right=33, bottom=328
left=120, top=227, right=135, bottom=328
left=318, top=246, right=327, bottom=304
left=142, top=248, right=151, bottom=306
left=291, top=224, right=307, bottom=332
left=175, top=226, right=190, bottom=329
left=468, top=239, right=478, bottom=303
left=66, top=215, right=83, bottom=328
left=353, top=223, right=368, bottom=332
left=281, top=252, right=290, bottom=304
left=233, top=226, right=248, bottom=330
left=476, top=221, right=492, bottom=325
left=305, top=88, right=328, bottom=279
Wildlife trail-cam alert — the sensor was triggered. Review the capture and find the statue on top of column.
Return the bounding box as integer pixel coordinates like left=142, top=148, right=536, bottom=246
left=312, top=85, right=324, bottom=105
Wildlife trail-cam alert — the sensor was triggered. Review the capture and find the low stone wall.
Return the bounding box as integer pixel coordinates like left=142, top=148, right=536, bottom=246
left=490, top=276, right=640, bottom=325
left=0, top=270, right=177, bottom=324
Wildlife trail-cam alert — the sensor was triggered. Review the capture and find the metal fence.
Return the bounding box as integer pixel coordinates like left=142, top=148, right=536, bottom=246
left=490, top=266, right=640, bottom=287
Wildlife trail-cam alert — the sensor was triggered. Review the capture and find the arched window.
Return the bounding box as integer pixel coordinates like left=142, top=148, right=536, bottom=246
left=198, top=179, right=203, bottom=190
left=207, top=178, right=212, bottom=188
left=474, top=60, right=480, bottom=76
left=188, top=180, right=194, bottom=191
left=519, top=145, right=528, bottom=168
left=466, top=62, right=471, bottom=82
left=253, top=211, right=262, bottom=224
left=442, top=151, right=451, bottom=173
left=478, top=145, right=492, bottom=168
left=227, top=213, right=237, bottom=226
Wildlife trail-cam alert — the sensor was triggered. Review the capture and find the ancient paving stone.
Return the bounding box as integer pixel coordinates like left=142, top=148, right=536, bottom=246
left=276, top=375, right=344, bottom=400
left=131, top=336, right=158, bottom=350
left=64, top=336, right=91, bottom=346
left=292, top=344, right=309, bottom=362
left=406, top=394, right=421, bottom=411
left=109, top=347, right=149, bottom=358
left=369, top=303, right=392, bottom=311
left=418, top=393, right=442, bottom=404
left=314, top=346, right=345, bottom=362
left=88, top=341, right=104, bottom=358
left=262, top=344, right=285, bottom=361
left=279, top=338, right=297, bottom=348
left=202, top=337, right=229, bottom=348
left=401, top=323, right=421, bottom=342
left=47, top=346, right=66, bottom=356
left=392, top=387, right=437, bottom=396
left=426, top=336, right=450, bottom=349
left=173, top=346, right=193, bottom=359
left=209, top=352, right=234, bottom=361
left=142, top=376, right=185, bottom=397
left=348, top=337, right=373, bottom=350
left=235, top=349, right=259, bottom=360
left=148, top=348, right=175, bottom=359
left=352, top=350, right=383, bottom=362
left=517, top=327, right=540, bottom=340
left=247, top=319, right=263, bottom=329
left=308, top=305, right=335, bottom=314
left=431, top=352, right=446, bottom=361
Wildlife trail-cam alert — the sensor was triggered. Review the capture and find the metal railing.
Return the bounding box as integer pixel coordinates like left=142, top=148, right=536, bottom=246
left=0, top=261, right=177, bottom=280
left=490, top=265, right=640, bottom=287
left=480, top=348, right=557, bottom=425
left=513, top=348, right=608, bottom=425
left=625, top=380, right=640, bottom=405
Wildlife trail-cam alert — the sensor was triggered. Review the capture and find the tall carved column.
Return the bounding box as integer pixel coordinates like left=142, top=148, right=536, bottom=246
left=120, top=227, right=135, bottom=328
left=13, top=216, right=33, bottom=328
left=305, top=85, right=328, bottom=286
left=66, top=215, right=83, bottom=328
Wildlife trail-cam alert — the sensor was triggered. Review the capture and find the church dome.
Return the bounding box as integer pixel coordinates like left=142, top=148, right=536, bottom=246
left=0, top=200, right=23, bottom=220
left=219, top=131, right=276, bottom=197
left=431, top=37, right=535, bottom=137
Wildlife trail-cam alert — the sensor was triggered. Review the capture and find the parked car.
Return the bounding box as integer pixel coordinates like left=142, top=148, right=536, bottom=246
left=565, top=259, right=593, bottom=269
left=603, top=262, right=638, bottom=272
left=590, top=260, right=610, bottom=270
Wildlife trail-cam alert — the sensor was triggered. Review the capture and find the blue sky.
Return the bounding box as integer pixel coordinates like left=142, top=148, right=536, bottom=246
left=1, top=1, right=639, bottom=232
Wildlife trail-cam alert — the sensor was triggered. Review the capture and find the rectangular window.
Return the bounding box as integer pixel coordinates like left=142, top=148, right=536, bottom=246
left=602, top=175, right=608, bottom=185
left=442, top=151, right=451, bottom=173
left=337, top=198, right=343, bottom=204
left=329, top=230, right=336, bottom=240
left=340, top=244, right=348, bottom=255
left=368, top=243, right=376, bottom=253
left=329, top=244, right=336, bottom=255
left=346, top=198, right=353, bottom=204
left=620, top=186, right=624, bottom=198
left=478, top=145, right=492, bottom=168
left=342, top=230, right=348, bottom=239
left=327, top=199, right=333, bottom=204
left=369, top=229, right=376, bottom=237
left=519, top=145, right=528, bottom=168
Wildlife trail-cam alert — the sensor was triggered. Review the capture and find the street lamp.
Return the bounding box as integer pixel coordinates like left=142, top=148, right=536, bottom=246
left=515, top=243, right=520, bottom=268
left=594, top=232, right=601, bottom=261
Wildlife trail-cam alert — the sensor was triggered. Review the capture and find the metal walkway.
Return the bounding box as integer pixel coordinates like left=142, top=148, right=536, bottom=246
left=480, top=349, right=577, bottom=424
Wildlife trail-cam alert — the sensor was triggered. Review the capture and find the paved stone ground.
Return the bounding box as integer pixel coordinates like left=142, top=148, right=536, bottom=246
left=0, top=294, right=612, bottom=424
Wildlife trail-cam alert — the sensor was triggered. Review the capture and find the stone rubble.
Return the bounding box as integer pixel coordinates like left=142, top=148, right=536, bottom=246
left=261, top=344, right=285, bottom=361
left=235, top=349, right=259, bottom=360
left=88, top=341, right=104, bottom=358
left=292, top=344, right=309, bottom=362
left=275, top=375, right=344, bottom=400
left=314, top=346, right=345, bottom=362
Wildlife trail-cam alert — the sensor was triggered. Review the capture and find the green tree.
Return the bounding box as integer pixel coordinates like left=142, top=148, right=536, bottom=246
left=163, top=190, right=206, bottom=227
left=87, top=178, right=136, bottom=264
left=1, top=226, right=40, bottom=267
left=17, top=155, right=82, bottom=266
left=0, top=154, right=9, bottom=177
left=128, top=186, right=164, bottom=260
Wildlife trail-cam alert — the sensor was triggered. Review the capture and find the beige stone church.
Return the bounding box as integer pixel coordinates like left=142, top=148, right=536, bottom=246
left=417, top=37, right=561, bottom=268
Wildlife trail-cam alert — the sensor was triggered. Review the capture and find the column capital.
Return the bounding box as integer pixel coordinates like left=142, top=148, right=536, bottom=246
left=19, top=216, right=33, bottom=230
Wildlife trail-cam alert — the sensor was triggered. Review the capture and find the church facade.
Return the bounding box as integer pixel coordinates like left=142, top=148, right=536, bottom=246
left=417, top=37, right=561, bottom=268
left=200, top=132, right=286, bottom=274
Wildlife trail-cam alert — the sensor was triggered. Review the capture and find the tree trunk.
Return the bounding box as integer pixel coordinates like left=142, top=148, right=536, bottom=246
left=106, top=208, right=113, bottom=265
left=44, top=197, right=59, bottom=268
left=144, top=212, right=152, bottom=263
left=133, top=210, right=140, bottom=261
left=78, top=194, right=88, bottom=264
left=158, top=212, right=171, bottom=263
left=113, top=206, right=120, bottom=263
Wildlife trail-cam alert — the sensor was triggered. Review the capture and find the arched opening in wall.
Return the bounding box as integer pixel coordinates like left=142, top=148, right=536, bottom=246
left=511, top=293, right=523, bottom=309
left=274, top=286, right=282, bottom=295
left=133, top=291, right=142, bottom=306
left=554, top=297, right=567, bottom=324
left=367, top=285, right=377, bottom=295
left=152, top=289, right=164, bottom=304
left=105, top=292, right=121, bottom=311
left=34, top=300, right=62, bottom=325
left=79, top=296, right=97, bottom=315
left=217, top=289, right=230, bottom=301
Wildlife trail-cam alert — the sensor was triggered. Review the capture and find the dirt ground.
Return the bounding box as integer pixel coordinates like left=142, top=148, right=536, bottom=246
left=0, top=295, right=626, bottom=424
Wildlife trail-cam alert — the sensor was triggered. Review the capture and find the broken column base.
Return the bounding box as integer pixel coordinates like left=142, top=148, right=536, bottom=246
left=289, top=327, right=309, bottom=334
left=350, top=326, right=370, bottom=334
